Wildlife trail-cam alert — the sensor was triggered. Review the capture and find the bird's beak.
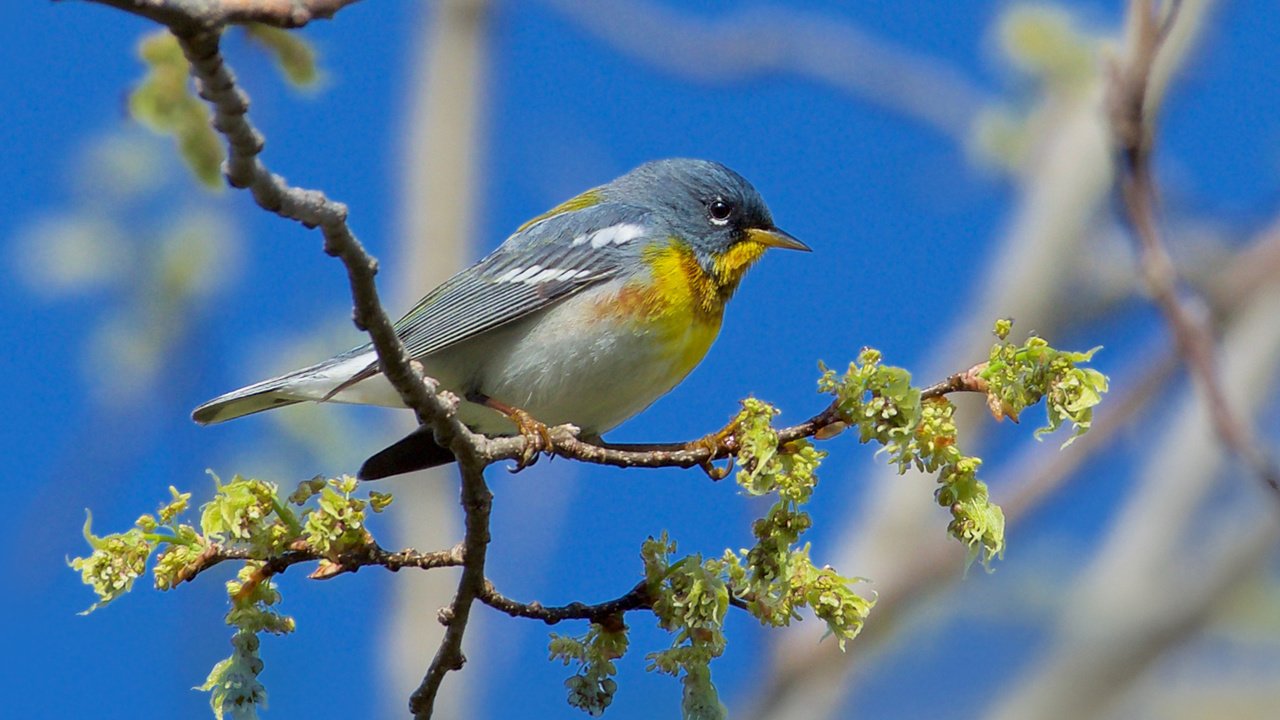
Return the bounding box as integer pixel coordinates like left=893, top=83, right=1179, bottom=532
left=745, top=226, right=811, bottom=252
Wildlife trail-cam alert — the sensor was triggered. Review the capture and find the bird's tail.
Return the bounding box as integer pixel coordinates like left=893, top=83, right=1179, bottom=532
left=192, top=347, right=375, bottom=425
left=358, top=425, right=457, bottom=480
left=191, top=385, right=305, bottom=425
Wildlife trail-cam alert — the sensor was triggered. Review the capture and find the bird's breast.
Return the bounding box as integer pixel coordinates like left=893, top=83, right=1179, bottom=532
left=441, top=275, right=722, bottom=435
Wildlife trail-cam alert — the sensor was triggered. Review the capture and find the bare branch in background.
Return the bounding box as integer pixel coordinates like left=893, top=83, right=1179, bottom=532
left=981, top=3, right=1280, bottom=714
left=1108, top=0, right=1280, bottom=495
left=542, top=0, right=988, bottom=142
left=988, top=260, right=1280, bottom=720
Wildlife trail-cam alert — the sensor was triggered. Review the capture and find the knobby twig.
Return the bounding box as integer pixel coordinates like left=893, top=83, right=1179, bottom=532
left=409, top=462, right=492, bottom=716
left=175, top=540, right=467, bottom=586
left=1108, top=0, right=1280, bottom=495
left=78, top=1, right=490, bottom=715
left=72, top=0, right=365, bottom=33
left=477, top=580, right=652, bottom=625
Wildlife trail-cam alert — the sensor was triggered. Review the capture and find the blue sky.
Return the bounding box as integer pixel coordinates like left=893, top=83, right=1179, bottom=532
left=7, top=2, right=1280, bottom=719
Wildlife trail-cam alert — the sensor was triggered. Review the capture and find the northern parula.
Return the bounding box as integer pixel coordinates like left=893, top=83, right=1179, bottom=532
left=192, top=159, right=809, bottom=479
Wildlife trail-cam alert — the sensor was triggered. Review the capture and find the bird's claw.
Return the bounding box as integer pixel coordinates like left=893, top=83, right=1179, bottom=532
left=507, top=406, right=553, bottom=470
left=686, top=420, right=739, bottom=480
left=470, top=393, right=554, bottom=471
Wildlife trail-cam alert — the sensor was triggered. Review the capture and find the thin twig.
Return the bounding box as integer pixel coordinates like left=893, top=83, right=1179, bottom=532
left=918, top=363, right=990, bottom=399
left=173, top=540, right=467, bottom=586
left=1108, top=0, right=1280, bottom=495
left=477, top=580, right=653, bottom=625
left=73, top=0, right=365, bottom=32
left=408, top=460, right=492, bottom=718
left=77, top=2, right=496, bottom=714
left=486, top=362, right=991, bottom=472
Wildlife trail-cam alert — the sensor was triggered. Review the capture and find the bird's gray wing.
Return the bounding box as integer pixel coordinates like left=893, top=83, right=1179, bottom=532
left=341, top=202, right=656, bottom=385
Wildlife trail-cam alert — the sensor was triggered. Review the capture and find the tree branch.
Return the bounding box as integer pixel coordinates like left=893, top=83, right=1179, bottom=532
left=477, top=580, right=653, bottom=625
left=409, top=460, right=492, bottom=718
left=1108, top=0, right=1280, bottom=495
left=484, top=362, right=992, bottom=473
left=73, top=1, right=498, bottom=712
left=174, top=539, right=467, bottom=586
left=74, top=0, right=364, bottom=32
left=173, top=24, right=493, bottom=714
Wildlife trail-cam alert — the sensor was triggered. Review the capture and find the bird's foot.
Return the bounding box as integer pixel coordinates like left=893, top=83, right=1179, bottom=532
left=473, top=394, right=553, bottom=470
left=685, top=420, right=739, bottom=480
left=685, top=419, right=738, bottom=455
left=509, top=407, right=553, bottom=469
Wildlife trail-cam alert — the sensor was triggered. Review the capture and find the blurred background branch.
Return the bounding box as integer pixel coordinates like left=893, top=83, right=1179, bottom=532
left=1110, top=0, right=1280, bottom=495
left=543, top=0, right=987, bottom=144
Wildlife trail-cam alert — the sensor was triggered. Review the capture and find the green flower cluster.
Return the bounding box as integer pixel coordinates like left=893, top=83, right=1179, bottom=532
left=984, top=319, right=1109, bottom=445
left=566, top=398, right=873, bottom=719
left=199, top=629, right=267, bottom=720
left=201, top=563, right=295, bottom=720
left=817, top=324, right=1107, bottom=566
left=200, top=475, right=295, bottom=555
left=70, top=486, right=200, bottom=611
left=301, top=474, right=378, bottom=556
left=640, top=534, right=730, bottom=720
left=819, top=348, right=1007, bottom=563
left=727, top=399, right=873, bottom=647
left=72, top=473, right=393, bottom=718
left=549, top=623, right=630, bottom=716
left=819, top=345, right=1008, bottom=561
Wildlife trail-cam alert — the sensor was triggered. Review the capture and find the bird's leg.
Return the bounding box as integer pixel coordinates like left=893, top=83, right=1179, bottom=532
left=685, top=418, right=739, bottom=455
left=469, top=392, right=553, bottom=469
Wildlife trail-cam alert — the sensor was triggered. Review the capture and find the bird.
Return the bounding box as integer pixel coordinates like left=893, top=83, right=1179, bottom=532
left=192, top=158, right=809, bottom=479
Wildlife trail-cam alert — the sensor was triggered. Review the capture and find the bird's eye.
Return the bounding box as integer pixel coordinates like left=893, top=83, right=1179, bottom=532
left=708, top=199, right=733, bottom=224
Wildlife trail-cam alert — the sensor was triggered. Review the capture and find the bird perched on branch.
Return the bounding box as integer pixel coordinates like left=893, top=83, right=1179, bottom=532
left=193, top=159, right=809, bottom=479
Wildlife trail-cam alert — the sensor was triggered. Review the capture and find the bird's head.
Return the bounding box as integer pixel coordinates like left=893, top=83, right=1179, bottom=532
left=607, top=158, right=809, bottom=296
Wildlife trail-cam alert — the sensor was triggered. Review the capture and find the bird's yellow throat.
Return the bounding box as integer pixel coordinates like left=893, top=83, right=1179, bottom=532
left=585, top=238, right=767, bottom=378
left=641, top=239, right=767, bottom=319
